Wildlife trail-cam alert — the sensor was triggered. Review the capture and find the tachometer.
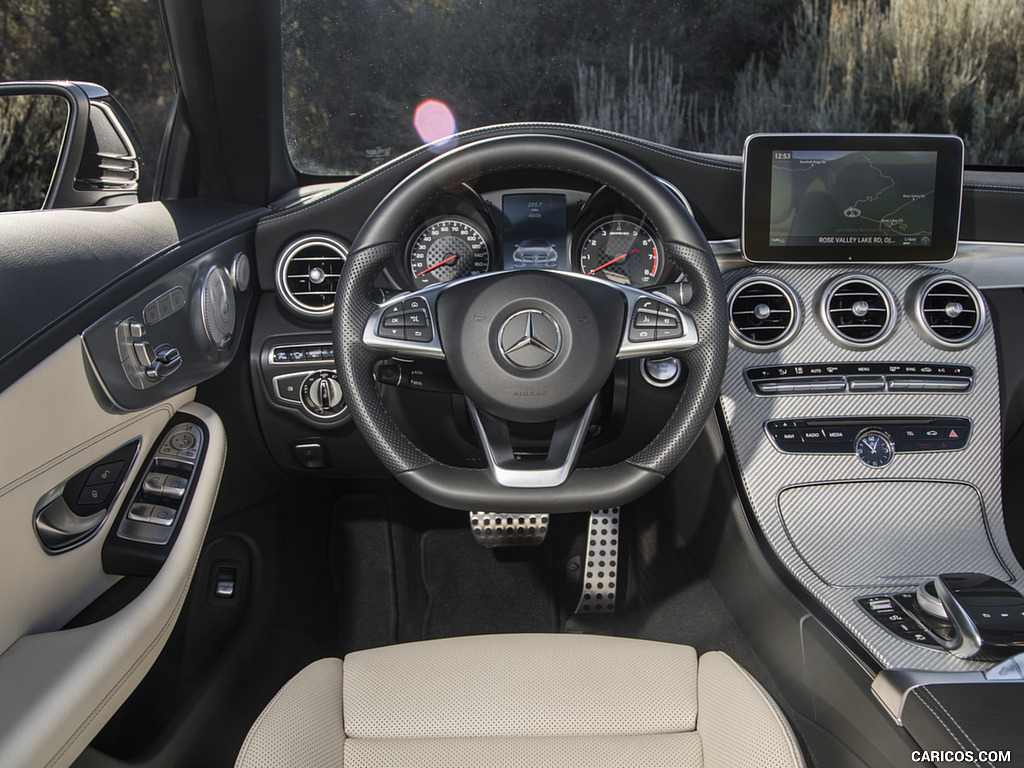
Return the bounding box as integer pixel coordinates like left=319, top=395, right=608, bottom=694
left=408, top=217, right=491, bottom=287
left=578, top=216, right=664, bottom=287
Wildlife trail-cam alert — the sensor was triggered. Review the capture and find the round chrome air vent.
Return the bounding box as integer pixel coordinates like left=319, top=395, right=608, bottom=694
left=275, top=235, right=348, bottom=319
left=820, top=274, right=895, bottom=347
left=728, top=276, right=800, bottom=350
left=909, top=274, right=986, bottom=349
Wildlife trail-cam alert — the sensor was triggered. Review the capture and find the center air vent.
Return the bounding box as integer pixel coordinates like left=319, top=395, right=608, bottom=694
left=821, top=275, right=894, bottom=346
left=911, top=275, right=985, bottom=348
left=275, top=235, right=348, bottom=319
left=728, top=276, right=800, bottom=349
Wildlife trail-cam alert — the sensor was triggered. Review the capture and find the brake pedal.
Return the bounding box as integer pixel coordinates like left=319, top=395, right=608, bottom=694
left=575, top=508, right=620, bottom=614
left=470, top=512, right=549, bottom=548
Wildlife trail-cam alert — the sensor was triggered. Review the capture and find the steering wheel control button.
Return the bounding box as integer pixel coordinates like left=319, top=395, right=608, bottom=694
left=498, top=309, right=562, bottom=370
left=376, top=298, right=435, bottom=343
left=630, top=301, right=682, bottom=342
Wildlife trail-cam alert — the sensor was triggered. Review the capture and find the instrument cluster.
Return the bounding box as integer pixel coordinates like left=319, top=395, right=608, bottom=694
left=389, top=184, right=685, bottom=291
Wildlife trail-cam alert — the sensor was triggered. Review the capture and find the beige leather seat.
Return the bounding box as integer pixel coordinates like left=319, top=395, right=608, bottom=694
left=236, top=633, right=806, bottom=768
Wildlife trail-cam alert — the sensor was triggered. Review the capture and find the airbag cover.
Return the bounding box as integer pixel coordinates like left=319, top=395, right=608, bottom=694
left=436, top=271, right=624, bottom=422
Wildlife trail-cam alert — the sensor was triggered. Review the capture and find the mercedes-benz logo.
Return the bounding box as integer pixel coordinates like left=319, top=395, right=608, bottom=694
left=497, top=309, right=563, bottom=370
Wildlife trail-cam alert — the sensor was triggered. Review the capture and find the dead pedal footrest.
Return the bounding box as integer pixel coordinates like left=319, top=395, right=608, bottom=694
left=470, top=512, right=549, bottom=547
left=575, top=508, right=620, bottom=614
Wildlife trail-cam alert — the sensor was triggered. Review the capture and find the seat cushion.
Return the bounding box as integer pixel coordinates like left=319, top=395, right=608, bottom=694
left=236, top=634, right=805, bottom=768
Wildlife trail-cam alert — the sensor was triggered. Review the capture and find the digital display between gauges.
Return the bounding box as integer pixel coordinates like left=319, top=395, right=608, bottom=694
left=578, top=217, right=664, bottom=287
left=502, top=193, right=568, bottom=271
left=408, top=217, right=491, bottom=286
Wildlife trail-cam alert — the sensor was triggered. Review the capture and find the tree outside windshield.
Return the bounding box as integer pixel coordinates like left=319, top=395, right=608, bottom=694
left=283, top=0, right=1024, bottom=176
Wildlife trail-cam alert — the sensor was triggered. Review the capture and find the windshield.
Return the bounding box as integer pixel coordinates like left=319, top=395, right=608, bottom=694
left=282, top=0, right=1024, bottom=177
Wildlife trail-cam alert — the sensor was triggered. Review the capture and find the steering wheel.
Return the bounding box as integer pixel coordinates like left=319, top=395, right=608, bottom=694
left=333, top=135, right=727, bottom=513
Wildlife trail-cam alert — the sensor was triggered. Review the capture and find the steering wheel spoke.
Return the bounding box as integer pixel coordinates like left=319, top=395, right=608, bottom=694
left=613, top=284, right=700, bottom=359
left=466, top=395, right=598, bottom=489
left=362, top=285, right=446, bottom=359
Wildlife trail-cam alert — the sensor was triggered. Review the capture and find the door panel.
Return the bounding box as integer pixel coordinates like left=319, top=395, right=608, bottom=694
left=0, top=399, right=225, bottom=768
left=0, top=199, right=259, bottom=767
left=0, top=337, right=193, bottom=655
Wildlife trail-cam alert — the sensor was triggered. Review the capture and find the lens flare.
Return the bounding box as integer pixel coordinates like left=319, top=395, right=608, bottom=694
left=414, top=99, right=456, bottom=145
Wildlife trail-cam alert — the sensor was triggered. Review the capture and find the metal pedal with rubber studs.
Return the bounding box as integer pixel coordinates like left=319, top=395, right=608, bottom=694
left=470, top=511, right=549, bottom=547
left=575, top=508, right=620, bottom=614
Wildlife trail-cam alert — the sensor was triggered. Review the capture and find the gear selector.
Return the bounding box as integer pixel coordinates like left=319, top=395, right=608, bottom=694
left=923, top=573, right=1024, bottom=659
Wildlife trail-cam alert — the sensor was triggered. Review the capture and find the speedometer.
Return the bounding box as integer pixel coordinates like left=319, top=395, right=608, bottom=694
left=408, top=217, right=491, bottom=287
left=578, top=216, right=664, bottom=287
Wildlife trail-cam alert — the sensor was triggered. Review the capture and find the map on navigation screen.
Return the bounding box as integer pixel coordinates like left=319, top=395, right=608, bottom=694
left=768, top=150, right=937, bottom=248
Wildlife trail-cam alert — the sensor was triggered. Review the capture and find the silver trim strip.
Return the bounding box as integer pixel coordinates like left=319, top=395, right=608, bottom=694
left=466, top=395, right=597, bottom=489
left=871, top=663, right=1024, bottom=726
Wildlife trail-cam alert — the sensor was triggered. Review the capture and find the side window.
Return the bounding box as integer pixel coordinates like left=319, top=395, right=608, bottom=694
left=0, top=94, right=69, bottom=212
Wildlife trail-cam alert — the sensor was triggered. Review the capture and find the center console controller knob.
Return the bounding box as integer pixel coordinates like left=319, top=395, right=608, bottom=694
left=916, top=579, right=948, bottom=619
left=933, top=572, right=1024, bottom=659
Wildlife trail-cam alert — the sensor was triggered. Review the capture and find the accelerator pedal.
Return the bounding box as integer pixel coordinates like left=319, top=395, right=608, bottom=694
left=470, top=512, right=549, bottom=548
left=575, top=508, right=620, bottom=614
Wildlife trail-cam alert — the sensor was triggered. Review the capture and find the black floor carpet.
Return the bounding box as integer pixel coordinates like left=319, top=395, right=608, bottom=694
left=420, top=528, right=560, bottom=638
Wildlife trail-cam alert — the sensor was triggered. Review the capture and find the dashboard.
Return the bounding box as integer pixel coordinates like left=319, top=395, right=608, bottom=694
left=222, top=126, right=1024, bottom=684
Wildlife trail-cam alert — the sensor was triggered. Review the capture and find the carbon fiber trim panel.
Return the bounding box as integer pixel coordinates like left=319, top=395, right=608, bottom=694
left=719, top=263, right=1023, bottom=672
left=777, top=481, right=1006, bottom=587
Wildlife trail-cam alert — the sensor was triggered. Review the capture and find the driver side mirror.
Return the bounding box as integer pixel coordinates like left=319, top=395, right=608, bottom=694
left=0, top=81, right=141, bottom=212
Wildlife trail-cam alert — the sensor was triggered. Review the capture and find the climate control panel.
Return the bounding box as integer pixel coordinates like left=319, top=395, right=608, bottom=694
left=746, top=362, right=973, bottom=396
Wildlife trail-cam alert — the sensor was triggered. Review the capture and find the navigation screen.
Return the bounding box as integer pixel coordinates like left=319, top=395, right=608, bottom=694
left=742, top=134, right=963, bottom=263
left=502, top=193, right=568, bottom=271
left=769, top=150, right=937, bottom=248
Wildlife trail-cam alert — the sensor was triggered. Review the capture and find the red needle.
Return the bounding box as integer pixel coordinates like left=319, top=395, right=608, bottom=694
left=587, top=252, right=628, bottom=275
left=416, top=253, right=459, bottom=277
